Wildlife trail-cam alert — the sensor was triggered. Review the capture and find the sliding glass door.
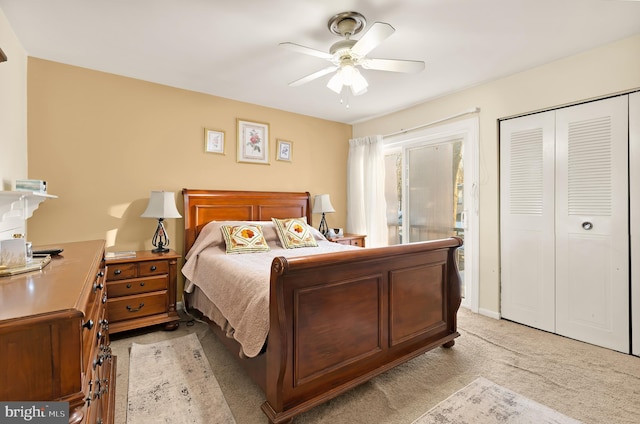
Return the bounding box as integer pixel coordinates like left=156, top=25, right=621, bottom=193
left=383, top=117, right=477, bottom=310
left=385, top=140, right=465, bottom=291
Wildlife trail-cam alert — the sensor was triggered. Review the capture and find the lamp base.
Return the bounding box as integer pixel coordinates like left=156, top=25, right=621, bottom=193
left=318, top=213, right=330, bottom=238
left=150, top=219, right=171, bottom=253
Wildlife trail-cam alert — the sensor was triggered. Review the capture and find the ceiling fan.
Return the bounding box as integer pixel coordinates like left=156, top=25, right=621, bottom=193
left=280, top=11, right=425, bottom=96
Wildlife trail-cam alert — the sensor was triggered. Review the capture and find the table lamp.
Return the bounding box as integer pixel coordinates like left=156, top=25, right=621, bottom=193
left=312, top=194, right=335, bottom=237
left=141, top=191, right=182, bottom=253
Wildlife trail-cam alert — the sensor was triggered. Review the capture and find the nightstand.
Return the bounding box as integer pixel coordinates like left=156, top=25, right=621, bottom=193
left=328, top=233, right=366, bottom=247
left=105, top=250, right=180, bottom=333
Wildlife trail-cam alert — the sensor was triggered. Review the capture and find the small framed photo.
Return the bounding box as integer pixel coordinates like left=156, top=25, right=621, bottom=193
left=276, top=139, right=293, bottom=162
left=204, top=128, right=225, bottom=154
left=237, top=119, right=269, bottom=164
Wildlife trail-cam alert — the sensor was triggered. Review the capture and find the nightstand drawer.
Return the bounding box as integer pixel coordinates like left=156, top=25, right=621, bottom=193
left=350, top=238, right=364, bottom=247
left=333, top=239, right=351, bottom=246
left=138, top=260, right=169, bottom=276
left=328, top=234, right=366, bottom=247
left=106, top=263, right=137, bottom=280
left=104, top=249, right=179, bottom=333
left=107, top=292, right=167, bottom=322
left=108, top=275, right=168, bottom=297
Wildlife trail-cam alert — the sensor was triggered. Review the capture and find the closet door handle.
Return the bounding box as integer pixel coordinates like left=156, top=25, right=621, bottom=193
left=582, top=221, right=593, bottom=230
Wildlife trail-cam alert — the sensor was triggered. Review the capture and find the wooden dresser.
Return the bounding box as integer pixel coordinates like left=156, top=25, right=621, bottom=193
left=105, top=250, right=180, bottom=333
left=0, top=240, right=116, bottom=424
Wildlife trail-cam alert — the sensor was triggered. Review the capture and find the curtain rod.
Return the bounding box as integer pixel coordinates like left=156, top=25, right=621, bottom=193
left=383, top=107, right=480, bottom=138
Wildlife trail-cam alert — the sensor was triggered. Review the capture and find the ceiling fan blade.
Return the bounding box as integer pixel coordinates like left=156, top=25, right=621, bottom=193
left=361, top=58, right=425, bottom=73
left=279, top=42, right=332, bottom=60
left=288, top=66, right=338, bottom=87
left=351, top=22, right=395, bottom=57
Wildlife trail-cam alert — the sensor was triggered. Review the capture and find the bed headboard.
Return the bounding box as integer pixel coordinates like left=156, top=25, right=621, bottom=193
left=182, top=189, right=312, bottom=254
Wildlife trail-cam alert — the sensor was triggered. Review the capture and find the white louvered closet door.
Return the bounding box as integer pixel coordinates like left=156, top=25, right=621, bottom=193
left=555, top=96, right=629, bottom=353
left=500, top=111, right=556, bottom=332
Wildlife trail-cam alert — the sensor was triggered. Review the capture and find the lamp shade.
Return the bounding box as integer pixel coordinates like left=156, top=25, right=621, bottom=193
left=312, top=194, right=335, bottom=214
left=141, top=191, right=182, bottom=219
left=326, top=66, right=368, bottom=96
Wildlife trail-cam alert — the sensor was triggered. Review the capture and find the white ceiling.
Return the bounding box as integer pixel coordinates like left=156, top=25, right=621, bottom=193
left=2, top=0, right=640, bottom=124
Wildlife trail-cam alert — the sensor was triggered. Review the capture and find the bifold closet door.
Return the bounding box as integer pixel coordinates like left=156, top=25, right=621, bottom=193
left=500, top=111, right=556, bottom=332
left=630, top=92, right=640, bottom=357
left=555, top=96, right=629, bottom=353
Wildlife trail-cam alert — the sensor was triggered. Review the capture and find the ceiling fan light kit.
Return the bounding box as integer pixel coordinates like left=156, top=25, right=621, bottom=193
left=327, top=64, right=368, bottom=95
left=281, top=11, right=425, bottom=100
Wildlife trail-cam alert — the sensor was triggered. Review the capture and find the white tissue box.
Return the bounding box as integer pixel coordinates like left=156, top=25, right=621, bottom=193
left=0, top=238, right=27, bottom=268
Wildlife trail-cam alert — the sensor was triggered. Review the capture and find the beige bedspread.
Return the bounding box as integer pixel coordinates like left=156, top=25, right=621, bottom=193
left=182, top=221, right=357, bottom=358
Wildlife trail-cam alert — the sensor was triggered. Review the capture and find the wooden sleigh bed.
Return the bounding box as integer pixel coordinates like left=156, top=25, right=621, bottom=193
left=182, top=189, right=463, bottom=424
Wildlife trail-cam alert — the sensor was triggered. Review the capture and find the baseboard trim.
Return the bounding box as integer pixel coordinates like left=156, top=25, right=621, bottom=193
left=478, top=308, right=501, bottom=320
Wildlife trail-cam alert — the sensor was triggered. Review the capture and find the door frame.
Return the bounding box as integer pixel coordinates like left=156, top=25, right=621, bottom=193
left=384, top=117, right=479, bottom=312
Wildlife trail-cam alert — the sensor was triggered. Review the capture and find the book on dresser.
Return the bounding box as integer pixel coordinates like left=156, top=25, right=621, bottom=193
left=0, top=240, right=116, bottom=424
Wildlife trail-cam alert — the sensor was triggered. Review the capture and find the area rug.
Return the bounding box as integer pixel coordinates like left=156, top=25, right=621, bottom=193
left=126, top=333, right=236, bottom=424
left=412, top=377, right=583, bottom=424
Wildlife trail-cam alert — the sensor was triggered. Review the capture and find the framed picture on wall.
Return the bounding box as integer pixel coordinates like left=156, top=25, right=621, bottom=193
left=276, top=139, right=293, bottom=162
left=237, top=119, right=269, bottom=164
left=205, top=128, right=225, bottom=154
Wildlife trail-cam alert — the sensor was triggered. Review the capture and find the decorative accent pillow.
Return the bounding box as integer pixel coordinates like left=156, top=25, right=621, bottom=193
left=272, top=217, right=318, bottom=249
left=220, top=224, right=270, bottom=254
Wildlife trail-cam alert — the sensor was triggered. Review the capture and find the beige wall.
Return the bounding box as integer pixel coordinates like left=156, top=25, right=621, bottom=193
left=354, top=34, right=640, bottom=315
left=0, top=9, right=27, bottom=189
left=26, top=59, right=351, bottom=293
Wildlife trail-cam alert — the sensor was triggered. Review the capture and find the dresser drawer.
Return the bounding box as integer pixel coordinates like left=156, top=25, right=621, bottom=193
left=107, top=292, right=168, bottom=322
left=106, top=263, right=137, bottom=280
left=138, top=259, right=169, bottom=277
left=108, top=275, right=168, bottom=297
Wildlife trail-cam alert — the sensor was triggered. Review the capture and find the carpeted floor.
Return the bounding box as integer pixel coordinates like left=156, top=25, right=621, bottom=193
left=110, top=307, right=640, bottom=424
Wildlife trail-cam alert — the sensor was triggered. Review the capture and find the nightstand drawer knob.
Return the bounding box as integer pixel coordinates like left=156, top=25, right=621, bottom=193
left=126, top=283, right=132, bottom=288
left=83, top=320, right=94, bottom=330
left=126, top=303, right=145, bottom=313
left=150, top=265, right=157, bottom=271
left=140, top=282, right=145, bottom=287
left=114, top=269, right=121, bottom=275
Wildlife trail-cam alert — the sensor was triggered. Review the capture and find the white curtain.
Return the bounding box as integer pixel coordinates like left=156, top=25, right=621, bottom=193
left=347, top=135, right=389, bottom=247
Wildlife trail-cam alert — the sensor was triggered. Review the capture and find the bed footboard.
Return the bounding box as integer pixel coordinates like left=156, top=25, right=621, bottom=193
left=262, top=237, right=463, bottom=424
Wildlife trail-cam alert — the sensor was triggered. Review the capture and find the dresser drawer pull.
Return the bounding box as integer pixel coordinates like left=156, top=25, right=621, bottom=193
left=86, top=380, right=93, bottom=406
left=97, top=271, right=104, bottom=277
left=150, top=265, right=157, bottom=271
left=102, top=294, right=108, bottom=304
left=93, top=356, right=103, bottom=369
left=140, top=282, right=145, bottom=287
left=114, top=269, right=121, bottom=275
left=126, top=303, right=145, bottom=312
left=126, top=283, right=132, bottom=288
left=83, top=320, right=94, bottom=330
